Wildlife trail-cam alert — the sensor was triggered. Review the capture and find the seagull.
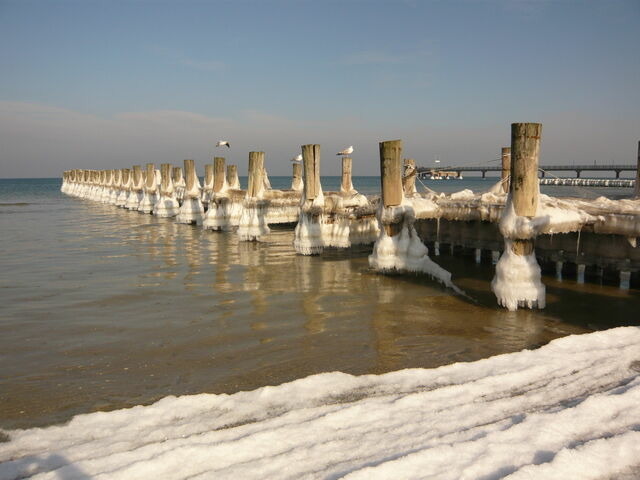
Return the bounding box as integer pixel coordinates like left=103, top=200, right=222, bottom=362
left=291, top=154, right=302, bottom=163
left=216, top=140, right=230, bottom=148
left=336, top=145, right=353, bottom=156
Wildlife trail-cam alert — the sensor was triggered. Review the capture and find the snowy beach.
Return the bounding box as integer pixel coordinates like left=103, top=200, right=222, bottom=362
left=2, top=327, right=639, bottom=479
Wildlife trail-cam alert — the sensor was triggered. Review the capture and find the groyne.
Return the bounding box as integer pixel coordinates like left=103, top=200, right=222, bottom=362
left=61, top=125, right=640, bottom=309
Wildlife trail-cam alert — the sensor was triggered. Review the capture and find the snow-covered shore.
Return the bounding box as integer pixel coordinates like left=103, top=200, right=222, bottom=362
left=1, top=327, right=639, bottom=479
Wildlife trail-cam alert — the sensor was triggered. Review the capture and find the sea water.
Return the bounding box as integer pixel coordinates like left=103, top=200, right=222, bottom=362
left=1, top=177, right=638, bottom=430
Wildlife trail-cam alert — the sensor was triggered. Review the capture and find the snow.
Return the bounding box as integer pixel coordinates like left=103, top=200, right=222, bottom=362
left=1, top=327, right=639, bottom=480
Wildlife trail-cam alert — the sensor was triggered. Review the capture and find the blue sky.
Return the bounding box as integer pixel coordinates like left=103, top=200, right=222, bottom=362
left=1, top=0, right=638, bottom=177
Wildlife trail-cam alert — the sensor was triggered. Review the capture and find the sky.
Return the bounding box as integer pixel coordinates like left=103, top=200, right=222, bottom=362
left=0, top=0, right=638, bottom=178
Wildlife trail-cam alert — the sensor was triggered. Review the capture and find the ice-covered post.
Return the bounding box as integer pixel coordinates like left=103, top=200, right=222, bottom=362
left=403, top=158, right=417, bottom=196
left=491, top=123, right=545, bottom=311
left=155, top=163, right=180, bottom=217
left=293, top=144, right=324, bottom=255
left=173, top=166, right=185, bottom=202
left=291, top=163, right=303, bottom=191
left=202, top=163, right=214, bottom=207
left=501, top=147, right=511, bottom=193
left=238, top=151, right=270, bottom=241
left=176, top=159, right=204, bottom=225
left=116, top=168, right=130, bottom=207
left=368, top=140, right=454, bottom=287
left=125, top=165, right=143, bottom=210
left=635, top=140, right=639, bottom=198
left=340, top=157, right=354, bottom=194
left=381, top=140, right=403, bottom=235
left=247, top=152, right=264, bottom=198
left=139, top=163, right=157, bottom=214
left=227, top=165, right=241, bottom=190
left=214, top=157, right=227, bottom=194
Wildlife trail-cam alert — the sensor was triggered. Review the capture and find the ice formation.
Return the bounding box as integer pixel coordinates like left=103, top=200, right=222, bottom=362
left=236, top=171, right=271, bottom=240
left=294, top=189, right=379, bottom=255
left=176, top=163, right=204, bottom=225
left=2, top=327, right=639, bottom=480
left=369, top=197, right=459, bottom=291
left=237, top=200, right=271, bottom=241
left=489, top=191, right=603, bottom=311
left=115, top=171, right=131, bottom=207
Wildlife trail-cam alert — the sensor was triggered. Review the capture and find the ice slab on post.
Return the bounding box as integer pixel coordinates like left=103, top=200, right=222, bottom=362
left=1, top=328, right=640, bottom=479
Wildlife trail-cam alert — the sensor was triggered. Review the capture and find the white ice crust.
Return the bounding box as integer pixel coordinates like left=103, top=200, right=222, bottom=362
left=2, top=327, right=639, bottom=480
left=175, top=198, right=204, bottom=225
left=492, top=239, right=546, bottom=311
left=369, top=197, right=459, bottom=291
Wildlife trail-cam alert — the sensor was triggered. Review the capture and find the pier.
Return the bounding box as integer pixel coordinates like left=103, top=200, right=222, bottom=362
left=419, top=163, right=638, bottom=179
left=61, top=124, right=640, bottom=309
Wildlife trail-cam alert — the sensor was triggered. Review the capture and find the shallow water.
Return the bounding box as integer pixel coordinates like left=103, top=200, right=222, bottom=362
left=1, top=177, right=638, bottom=430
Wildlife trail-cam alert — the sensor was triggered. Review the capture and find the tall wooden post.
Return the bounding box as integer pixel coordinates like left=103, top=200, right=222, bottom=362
left=247, top=152, right=265, bottom=198
left=302, top=144, right=321, bottom=200
left=214, top=157, right=226, bottom=193
left=341, top=157, right=353, bottom=193
left=403, top=158, right=417, bottom=195
left=501, top=147, right=511, bottom=193
left=510, top=124, right=541, bottom=256
left=635, top=140, right=639, bottom=197
left=172, top=166, right=183, bottom=185
left=380, top=140, right=403, bottom=207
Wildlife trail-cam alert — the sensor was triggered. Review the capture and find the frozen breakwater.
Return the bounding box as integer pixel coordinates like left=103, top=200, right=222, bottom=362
left=1, top=327, right=639, bottom=479
left=60, top=123, right=639, bottom=310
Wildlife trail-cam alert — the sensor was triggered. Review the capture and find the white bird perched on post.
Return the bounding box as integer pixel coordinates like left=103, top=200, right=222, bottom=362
left=291, top=154, right=302, bottom=163
left=336, top=145, right=353, bottom=156
left=216, top=140, right=230, bottom=148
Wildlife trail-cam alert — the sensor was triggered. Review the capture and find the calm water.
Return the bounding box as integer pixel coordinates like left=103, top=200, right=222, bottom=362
left=1, top=177, right=638, bottom=430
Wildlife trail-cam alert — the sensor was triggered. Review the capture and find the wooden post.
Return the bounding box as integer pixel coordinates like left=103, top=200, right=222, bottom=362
left=341, top=157, right=353, bottom=193
left=226, top=164, right=239, bottom=189
left=291, top=163, right=303, bottom=191
left=379, top=140, right=403, bottom=207
left=184, top=159, right=197, bottom=197
left=302, top=144, right=321, bottom=200
left=132, top=165, right=143, bottom=191
left=204, top=164, right=214, bottom=189
left=173, top=167, right=183, bottom=184
left=635, top=140, right=639, bottom=197
left=122, top=168, right=130, bottom=188
left=160, top=163, right=172, bottom=194
left=214, top=157, right=226, bottom=193
left=145, top=163, right=155, bottom=190
left=402, top=158, right=417, bottom=195
left=510, top=123, right=541, bottom=256
left=501, top=147, right=511, bottom=192
left=247, top=152, right=264, bottom=198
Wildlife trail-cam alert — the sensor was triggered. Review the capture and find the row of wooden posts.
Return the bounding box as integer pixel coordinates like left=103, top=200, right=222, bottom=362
left=63, top=122, right=613, bottom=310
